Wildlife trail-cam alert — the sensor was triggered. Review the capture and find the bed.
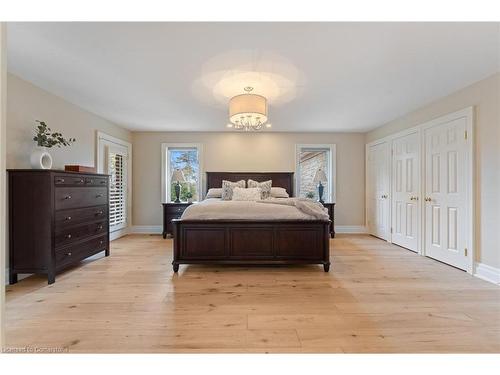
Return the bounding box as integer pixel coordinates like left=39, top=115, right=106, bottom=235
left=171, top=172, right=331, bottom=272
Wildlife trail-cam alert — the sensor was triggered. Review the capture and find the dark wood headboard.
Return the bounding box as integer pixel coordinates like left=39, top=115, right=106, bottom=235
left=206, top=172, right=294, bottom=197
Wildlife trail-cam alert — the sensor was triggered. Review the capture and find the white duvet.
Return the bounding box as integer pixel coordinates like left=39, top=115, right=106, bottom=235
left=181, top=198, right=329, bottom=221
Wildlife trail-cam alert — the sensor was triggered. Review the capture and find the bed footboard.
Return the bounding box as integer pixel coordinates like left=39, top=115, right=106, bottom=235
left=171, top=219, right=331, bottom=272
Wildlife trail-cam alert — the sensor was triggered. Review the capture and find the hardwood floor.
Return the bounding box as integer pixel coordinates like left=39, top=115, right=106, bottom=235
left=5, top=234, right=500, bottom=353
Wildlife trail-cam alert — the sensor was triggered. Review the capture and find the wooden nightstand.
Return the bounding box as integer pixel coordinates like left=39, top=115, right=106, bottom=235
left=322, top=202, right=335, bottom=238
left=162, top=202, right=192, bottom=238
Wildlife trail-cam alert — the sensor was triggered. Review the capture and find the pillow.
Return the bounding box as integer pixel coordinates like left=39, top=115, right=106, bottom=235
left=232, top=187, right=262, bottom=201
left=206, top=188, right=222, bottom=199
left=270, top=187, right=289, bottom=198
left=247, top=179, right=272, bottom=200
left=221, top=180, right=245, bottom=200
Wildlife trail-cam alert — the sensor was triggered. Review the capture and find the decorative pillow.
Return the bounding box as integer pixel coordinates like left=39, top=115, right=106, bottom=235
left=247, top=179, right=272, bottom=200
left=221, top=180, right=245, bottom=200
left=206, top=188, right=222, bottom=199
left=232, top=187, right=262, bottom=201
left=270, top=187, right=289, bottom=198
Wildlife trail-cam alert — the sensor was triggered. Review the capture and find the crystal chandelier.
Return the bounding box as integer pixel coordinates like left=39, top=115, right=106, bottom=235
left=228, top=87, right=270, bottom=131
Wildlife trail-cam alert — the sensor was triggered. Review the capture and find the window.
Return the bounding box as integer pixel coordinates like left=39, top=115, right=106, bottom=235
left=296, top=144, right=336, bottom=202
left=162, top=143, right=203, bottom=203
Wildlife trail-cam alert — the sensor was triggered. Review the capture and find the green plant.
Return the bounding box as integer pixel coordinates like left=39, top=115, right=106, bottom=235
left=305, top=191, right=315, bottom=199
left=185, top=191, right=193, bottom=199
left=33, top=120, right=76, bottom=148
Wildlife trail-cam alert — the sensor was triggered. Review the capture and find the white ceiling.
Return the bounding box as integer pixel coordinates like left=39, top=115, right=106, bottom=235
left=7, top=22, right=500, bottom=132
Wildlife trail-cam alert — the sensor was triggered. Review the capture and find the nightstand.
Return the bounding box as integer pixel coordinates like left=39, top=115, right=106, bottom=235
left=322, top=202, right=335, bottom=238
left=162, top=202, right=192, bottom=238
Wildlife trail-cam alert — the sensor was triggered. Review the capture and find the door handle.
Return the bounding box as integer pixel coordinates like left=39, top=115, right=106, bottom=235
left=425, top=197, right=432, bottom=202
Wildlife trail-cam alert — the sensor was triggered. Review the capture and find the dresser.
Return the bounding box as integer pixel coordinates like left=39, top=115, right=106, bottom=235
left=8, top=170, right=110, bottom=284
left=322, top=202, right=336, bottom=238
left=162, top=202, right=192, bottom=238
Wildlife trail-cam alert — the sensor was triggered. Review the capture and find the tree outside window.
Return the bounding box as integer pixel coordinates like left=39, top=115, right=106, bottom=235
left=169, top=149, right=199, bottom=202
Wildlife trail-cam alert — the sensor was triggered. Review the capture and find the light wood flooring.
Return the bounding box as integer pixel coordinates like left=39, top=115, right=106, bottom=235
left=5, top=234, right=500, bottom=353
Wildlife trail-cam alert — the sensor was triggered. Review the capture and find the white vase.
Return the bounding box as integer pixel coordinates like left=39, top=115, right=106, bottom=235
left=30, top=146, right=53, bottom=169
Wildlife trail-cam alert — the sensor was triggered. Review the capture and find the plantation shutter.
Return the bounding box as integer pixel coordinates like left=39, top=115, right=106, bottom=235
left=106, top=145, right=128, bottom=231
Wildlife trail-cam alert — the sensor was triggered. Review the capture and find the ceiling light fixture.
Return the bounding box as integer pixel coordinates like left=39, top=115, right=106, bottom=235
left=228, top=87, right=268, bottom=131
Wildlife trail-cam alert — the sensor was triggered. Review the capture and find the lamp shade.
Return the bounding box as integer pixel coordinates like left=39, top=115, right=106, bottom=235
left=229, top=93, right=268, bottom=126
left=171, top=169, right=186, bottom=183
left=313, top=168, right=328, bottom=183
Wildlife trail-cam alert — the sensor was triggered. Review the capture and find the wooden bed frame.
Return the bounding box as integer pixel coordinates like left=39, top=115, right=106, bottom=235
left=172, top=172, right=331, bottom=272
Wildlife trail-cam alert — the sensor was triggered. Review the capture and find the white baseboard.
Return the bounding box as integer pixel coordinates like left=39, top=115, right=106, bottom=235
left=130, top=225, right=163, bottom=234
left=335, top=225, right=367, bottom=234
left=110, top=227, right=130, bottom=241
left=474, top=262, right=500, bottom=285
left=4, top=269, right=31, bottom=285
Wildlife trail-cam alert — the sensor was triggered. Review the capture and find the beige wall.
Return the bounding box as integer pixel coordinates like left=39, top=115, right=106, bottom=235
left=6, top=73, right=131, bottom=169
left=366, top=73, right=500, bottom=269
left=132, top=132, right=366, bottom=227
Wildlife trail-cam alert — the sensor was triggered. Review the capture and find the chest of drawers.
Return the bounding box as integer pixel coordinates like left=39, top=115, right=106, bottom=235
left=8, top=170, right=110, bottom=284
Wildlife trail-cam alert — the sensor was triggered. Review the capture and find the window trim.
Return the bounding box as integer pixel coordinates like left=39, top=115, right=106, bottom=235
left=161, top=143, right=204, bottom=203
left=295, top=144, right=336, bottom=203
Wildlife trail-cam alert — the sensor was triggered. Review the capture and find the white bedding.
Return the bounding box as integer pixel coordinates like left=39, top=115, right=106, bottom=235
left=181, top=198, right=329, bottom=221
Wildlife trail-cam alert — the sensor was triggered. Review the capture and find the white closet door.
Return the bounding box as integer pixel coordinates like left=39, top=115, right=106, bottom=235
left=424, top=117, right=468, bottom=270
left=367, top=142, right=390, bottom=240
left=391, top=132, right=420, bottom=251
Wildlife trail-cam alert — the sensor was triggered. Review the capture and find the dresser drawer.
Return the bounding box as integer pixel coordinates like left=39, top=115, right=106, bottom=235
left=166, top=206, right=188, bottom=215
left=55, top=187, right=108, bottom=210
left=55, top=221, right=108, bottom=248
left=55, top=205, right=108, bottom=229
left=54, top=174, right=87, bottom=186
left=85, top=176, right=108, bottom=186
left=55, top=235, right=108, bottom=268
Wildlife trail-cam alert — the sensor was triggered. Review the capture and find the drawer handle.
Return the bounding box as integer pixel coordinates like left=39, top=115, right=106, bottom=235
left=96, top=194, right=103, bottom=198
left=77, top=179, right=84, bottom=184
left=57, top=178, right=65, bottom=183
left=96, top=210, right=103, bottom=215
left=66, top=234, right=72, bottom=239
left=100, top=240, right=104, bottom=245
left=66, top=252, right=72, bottom=256
left=64, top=195, right=72, bottom=200
left=97, top=225, right=103, bottom=230
left=65, top=216, right=72, bottom=221
left=88, top=179, right=94, bottom=184
left=100, top=180, right=106, bottom=184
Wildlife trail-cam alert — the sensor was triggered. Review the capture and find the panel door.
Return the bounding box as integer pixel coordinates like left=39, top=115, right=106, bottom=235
left=367, top=142, right=390, bottom=240
left=424, top=117, right=468, bottom=270
left=391, top=132, right=420, bottom=251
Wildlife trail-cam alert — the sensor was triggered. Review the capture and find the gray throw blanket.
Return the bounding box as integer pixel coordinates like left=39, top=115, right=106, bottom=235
left=257, top=198, right=330, bottom=221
